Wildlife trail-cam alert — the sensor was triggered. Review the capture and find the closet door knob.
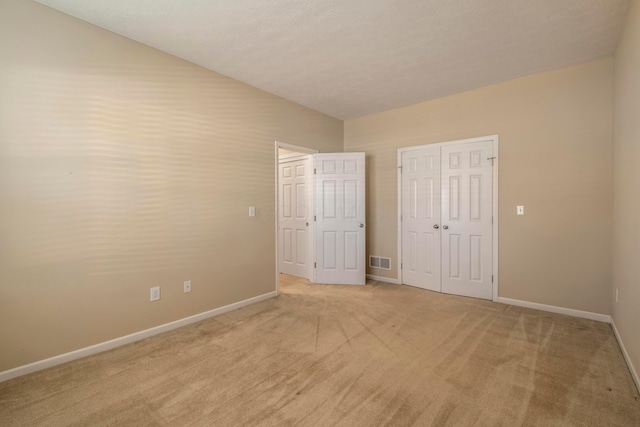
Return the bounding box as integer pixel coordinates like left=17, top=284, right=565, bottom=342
left=433, top=224, right=439, bottom=229
left=443, top=225, right=449, bottom=230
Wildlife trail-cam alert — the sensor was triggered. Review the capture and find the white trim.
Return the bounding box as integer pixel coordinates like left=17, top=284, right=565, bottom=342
left=491, top=138, right=499, bottom=302
left=0, top=291, right=277, bottom=383
left=275, top=141, right=319, bottom=294
left=397, top=135, right=499, bottom=300
left=611, top=319, right=640, bottom=394
left=278, top=153, right=310, bottom=162
left=366, top=274, right=401, bottom=285
left=497, top=297, right=611, bottom=323
left=277, top=141, right=318, bottom=155
left=396, top=150, right=403, bottom=285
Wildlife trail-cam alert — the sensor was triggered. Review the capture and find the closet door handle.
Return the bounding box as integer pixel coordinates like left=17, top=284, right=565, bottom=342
left=433, top=224, right=439, bottom=229
left=442, top=225, right=449, bottom=230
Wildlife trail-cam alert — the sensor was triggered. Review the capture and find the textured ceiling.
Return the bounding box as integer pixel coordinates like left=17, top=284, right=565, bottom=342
left=35, top=0, right=630, bottom=119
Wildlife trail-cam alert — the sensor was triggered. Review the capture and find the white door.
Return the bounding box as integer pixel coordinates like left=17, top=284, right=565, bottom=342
left=441, top=141, right=493, bottom=299
left=314, top=153, right=366, bottom=285
left=278, top=156, right=312, bottom=279
left=400, top=139, right=495, bottom=300
left=401, top=147, right=441, bottom=291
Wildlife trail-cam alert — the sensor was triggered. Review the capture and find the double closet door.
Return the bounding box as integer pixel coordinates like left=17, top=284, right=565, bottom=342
left=401, top=139, right=494, bottom=300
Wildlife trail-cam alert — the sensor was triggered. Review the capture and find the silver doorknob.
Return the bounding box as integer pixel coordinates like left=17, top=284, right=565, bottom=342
left=360, top=223, right=364, bottom=228
left=443, top=225, right=449, bottom=230
left=433, top=224, right=439, bottom=229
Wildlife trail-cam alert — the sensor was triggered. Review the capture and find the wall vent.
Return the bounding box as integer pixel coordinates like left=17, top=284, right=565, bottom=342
left=369, top=256, right=391, bottom=270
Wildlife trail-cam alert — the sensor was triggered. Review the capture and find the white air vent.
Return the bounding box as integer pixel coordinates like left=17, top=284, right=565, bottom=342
left=369, top=256, right=391, bottom=270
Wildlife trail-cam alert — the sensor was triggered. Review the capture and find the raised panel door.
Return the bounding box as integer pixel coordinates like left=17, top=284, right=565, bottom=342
left=401, top=147, right=442, bottom=291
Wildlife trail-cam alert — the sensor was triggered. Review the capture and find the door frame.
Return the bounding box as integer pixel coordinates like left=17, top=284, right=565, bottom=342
left=397, top=135, right=499, bottom=301
left=275, top=141, right=318, bottom=296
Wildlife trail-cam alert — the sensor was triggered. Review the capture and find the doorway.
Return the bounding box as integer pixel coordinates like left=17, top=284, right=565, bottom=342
left=278, top=148, right=314, bottom=280
left=275, top=142, right=367, bottom=294
left=276, top=143, right=317, bottom=291
left=397, top=135, right=499, bottom=301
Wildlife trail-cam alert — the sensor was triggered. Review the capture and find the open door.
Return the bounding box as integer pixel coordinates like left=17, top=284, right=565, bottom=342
left=314, top=153, right=366, bottom=285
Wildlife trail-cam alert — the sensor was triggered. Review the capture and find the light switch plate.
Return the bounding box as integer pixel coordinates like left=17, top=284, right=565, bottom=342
left=249, top=206, right=256, bottom=217
left=517, top=205, right=524, bottom=215
left=150, top=286, right=160, bottom=302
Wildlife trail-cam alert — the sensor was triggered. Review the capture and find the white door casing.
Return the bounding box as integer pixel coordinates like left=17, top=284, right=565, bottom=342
left=278, top=156, right=312, bottom=279
left=441, top=140, right=493, bottom=299
left=401, top=147, right=442, bottom=292
left=314, top=153, right=366, bottom=285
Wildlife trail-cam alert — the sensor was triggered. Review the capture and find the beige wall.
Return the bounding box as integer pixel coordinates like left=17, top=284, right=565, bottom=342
left=613, top=0, right=640, bottom=382
left=0, top=0, right=342, bottom=371
left=345, top=59, right=613, bottom=315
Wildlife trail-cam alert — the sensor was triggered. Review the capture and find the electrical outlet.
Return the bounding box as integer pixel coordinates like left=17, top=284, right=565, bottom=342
left=150, top=286, right=160, bottom=302
left=184, top=280, right=191, bottom=293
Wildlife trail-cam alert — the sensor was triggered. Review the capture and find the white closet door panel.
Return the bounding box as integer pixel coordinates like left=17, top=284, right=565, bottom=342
left=401, top=147, right=441, bottom=291
left=441, top=141, right=493, bottom=300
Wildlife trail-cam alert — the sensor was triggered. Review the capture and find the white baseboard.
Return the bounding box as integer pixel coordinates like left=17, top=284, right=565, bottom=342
left=366, top=274, right=401, bottom=285
left=611, top=319, right=640, bottom=394
left=0, top=291, right=278, bottom=383
left=497, top=297, right=612, bottom=323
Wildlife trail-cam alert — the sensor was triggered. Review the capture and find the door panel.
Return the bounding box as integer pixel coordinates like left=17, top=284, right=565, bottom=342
left=283, top=228, right=292, bottom=262
left=401, top=147, right=442, bottom=291
left=278, top=157, right=311, bottom=279
left=441, top=141, right=493, bottom=299
left=315, top=153, right=365, bottom=285
left=344, top=231, right=358, bottom=270
left=448, top=233, right=461, bottom=279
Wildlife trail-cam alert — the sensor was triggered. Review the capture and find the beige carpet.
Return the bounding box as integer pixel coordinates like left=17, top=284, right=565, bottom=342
left=1, top=275, right=639, bottom=426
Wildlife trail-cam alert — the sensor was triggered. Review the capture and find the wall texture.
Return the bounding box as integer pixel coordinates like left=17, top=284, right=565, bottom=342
left=344, top=59, right=613, bottom=315
left=613, top=0, right=640, bottom=382
left=0, top=0, right=342, bottom=371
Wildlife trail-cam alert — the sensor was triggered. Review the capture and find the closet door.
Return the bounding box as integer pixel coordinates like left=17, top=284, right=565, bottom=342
left=441, top=141, right=493, bottom=300
left=401, top=147, right=441, bottom=292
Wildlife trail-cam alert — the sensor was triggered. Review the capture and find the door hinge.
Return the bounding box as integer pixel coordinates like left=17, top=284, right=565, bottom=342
left=492, top=216, right=494, bottom=224
left=398, top=165, right=402, bottom=172
left=314, top=262, right=317, bottom=268
left=401, top=263, right=403, bottom=269
left=314, top=168, right=316, bottom=175
left=491, top=275, right=494, bottom=283
left=314, top=215, right=316, bottom=221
